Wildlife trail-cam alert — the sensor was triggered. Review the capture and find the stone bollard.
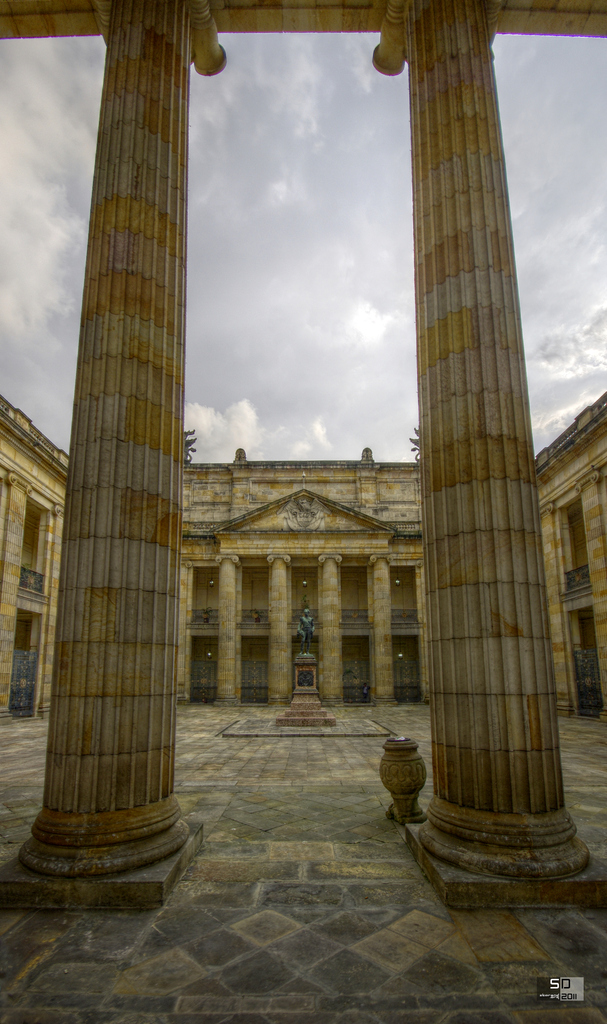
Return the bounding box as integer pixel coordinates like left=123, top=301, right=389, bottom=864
left=380, top=737, right=427, bottom=824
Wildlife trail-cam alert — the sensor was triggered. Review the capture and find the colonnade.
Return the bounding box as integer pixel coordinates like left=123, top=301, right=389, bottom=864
left=0, top=473, right=63, bottom=717
left=198, top=552, right=405, bottom=704
left=17, top=0, right=588, bottom=886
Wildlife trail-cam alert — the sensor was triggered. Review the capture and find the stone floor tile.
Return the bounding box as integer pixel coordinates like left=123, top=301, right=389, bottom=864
left=434, top=929, right=478, bottom=965
left=310, top=910, right=380, bottom=945
left=352, top=927, right=428, bottom=972
left=308, top=859, right=418, bottom=881
left=512, top=1011, right=606, bottom=1023
left=0, top=910, right=28, bottom=937
left=389, top=909, right=456, bottom=948
left=306, top=947, right=392, bottom=994
left=400, top=949, right=488, bottom=995
left=269, top=842, right=334, bottom=861
left=186, top=926, right=257, bottom=967
left=27, top=960, right=120, bottom=993
left=268, top=926, right=343, bottom=967
left=217, top=949, right=295, bottom=994
left=450, top=911, right=551, bottom=963
left=152, top=905, right=223, bottom=944
left=170, top=881, right=259, bottom=908
left=113, top=947, right=205, bottom=995
left=187, top=860, right=300, bottom=883
left=0, top=1012, right=81, bottom=1024
left=260, top=883, right=344, bottom=907
left=447, top=1013, right=516, bottom=1024
left=197, top=843, right=271, bottom=860
left=230, top=910, right=301, bottom=946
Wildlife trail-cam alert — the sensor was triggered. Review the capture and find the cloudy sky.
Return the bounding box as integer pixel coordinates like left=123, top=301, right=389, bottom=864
left=1, top=27, right=606, bottom=463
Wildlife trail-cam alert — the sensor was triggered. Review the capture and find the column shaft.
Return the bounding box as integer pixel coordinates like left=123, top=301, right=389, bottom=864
left=415, top=560, right=429, bottom=702
left=408, top=0, right=587, bottom=875
left=268, top=555, right=290, bottom=704
left=177, top=561, right=194, bottom=702
left=578, top=474, right=607, bottom=718
left=0, top=476, right=28, bottom=709
left=216, top=556, right=238, bottom=704
left=21, top=0, right=190, bottom=877
left=319, top=555, right=342, bottom=702
left=37, top=507, right=64, bottom=715
left=371, top=556, right=395, bottom=703
left=540, top=506, right=575, bottom=715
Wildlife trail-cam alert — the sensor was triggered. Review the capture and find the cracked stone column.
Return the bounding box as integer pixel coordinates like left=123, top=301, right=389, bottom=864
left=216, top=555, right=239, bottom=704
left=319, top=554, right=342, bottom=703
left=0, top=475, right=29, bottom=711
left=20, top=0, right=191, bottom=877
left=370, top=555, right=395, bottom=703
left=577, top=472, right=607, bottom=720
left=268, top=554, right=291, bottom=705
left=408, top=0, right=588, bottom=875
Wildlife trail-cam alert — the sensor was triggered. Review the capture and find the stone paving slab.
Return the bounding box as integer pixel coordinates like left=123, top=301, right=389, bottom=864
left=221, top=718, right=392, bottom=737
left=0, top=705, right=606, bottom=1022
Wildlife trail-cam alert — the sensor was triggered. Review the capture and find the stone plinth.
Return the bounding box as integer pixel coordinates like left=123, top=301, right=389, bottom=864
left=275, top=656, right=336, bottom=727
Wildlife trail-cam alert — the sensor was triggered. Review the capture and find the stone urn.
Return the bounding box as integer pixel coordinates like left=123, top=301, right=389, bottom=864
left=379, top=737, right=427, bottom=824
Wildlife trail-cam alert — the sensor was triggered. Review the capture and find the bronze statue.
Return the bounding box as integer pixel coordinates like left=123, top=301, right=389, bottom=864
left=298, top=607, right=315, bottom=655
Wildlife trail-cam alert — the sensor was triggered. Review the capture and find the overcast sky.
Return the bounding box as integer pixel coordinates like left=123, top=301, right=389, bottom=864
left=1, top=28, right=606, bottom=463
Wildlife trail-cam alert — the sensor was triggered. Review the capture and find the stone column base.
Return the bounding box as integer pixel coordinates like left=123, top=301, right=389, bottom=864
left=374, top=695, right=398, bottom=705
left=420, top=797, right=589, bottom=879
left=405, top=821, right=607, bottom=908
left=0, top=806, right=204, bottom=909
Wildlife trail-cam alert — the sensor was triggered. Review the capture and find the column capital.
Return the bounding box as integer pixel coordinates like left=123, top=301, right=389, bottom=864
left=318, top=554, right=342, bottom=564
left=215, top=555, right=240, bottom=566
left=369, top=554, right=391, bottom=566
left=8, top=473, right=31, bottom=496
left=184, top=560, right=193, bottom=569
left=267, top=554, right=291, bottom=565
left=575, top=470, right=601, bottom=494
left=53, top=504, right=64, bottom=518
left=540, top=503, right=554, bottom=518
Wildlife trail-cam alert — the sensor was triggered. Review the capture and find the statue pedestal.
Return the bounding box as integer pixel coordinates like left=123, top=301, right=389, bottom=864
left=275, top=656, right=336, bottom=727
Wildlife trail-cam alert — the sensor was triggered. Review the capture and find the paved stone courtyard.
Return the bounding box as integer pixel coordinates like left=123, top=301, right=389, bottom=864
left=1, top=704, right=607, bottom=1023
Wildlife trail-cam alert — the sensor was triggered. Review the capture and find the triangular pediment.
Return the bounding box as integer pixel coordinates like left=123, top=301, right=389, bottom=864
left=215, top=489, right=392, bottom=534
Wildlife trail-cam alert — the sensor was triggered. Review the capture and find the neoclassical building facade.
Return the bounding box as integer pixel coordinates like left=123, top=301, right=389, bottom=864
left=537, top=392, right=607, bottom=720
left=178, top=449, right=425, bottom=705
left=0, top=395, right=67, bottom=721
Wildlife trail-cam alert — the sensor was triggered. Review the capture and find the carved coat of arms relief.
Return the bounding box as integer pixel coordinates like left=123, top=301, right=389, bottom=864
left=280, top=496, right=326, bottom=532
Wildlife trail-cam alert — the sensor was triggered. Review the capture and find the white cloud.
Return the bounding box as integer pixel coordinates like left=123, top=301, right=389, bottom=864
left=185, top=399, right=267, bottom=461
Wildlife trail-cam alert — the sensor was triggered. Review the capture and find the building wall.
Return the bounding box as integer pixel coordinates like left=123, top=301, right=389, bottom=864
left=179, top=449, right=426, bottom=705
left=0, top=395, right=67, bottom=720
left=536, top=392, right=607, bottom=720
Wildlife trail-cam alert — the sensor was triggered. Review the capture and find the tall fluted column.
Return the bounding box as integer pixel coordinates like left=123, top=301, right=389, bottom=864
left=319, top=555, right=342, bottom=703
left=268, top=554, right=291, bottom=704
left=415, top=559, right=428, bottom=702
left=0, top=475, right=29, bottom=710
left=370, top=556, right=395, bottom=703
left=177, top=560, right=194, bottom=702
left=37, top=506, right=64, bottom=716
left=408, top=0, right=587, bottom=876
left=216, top=555, right=239, bottom=704
left=577, top=472, right=607, bottom=720
left=539, top=505, right=575, bottom=716
left=20, top=0, right=191, bottom=877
